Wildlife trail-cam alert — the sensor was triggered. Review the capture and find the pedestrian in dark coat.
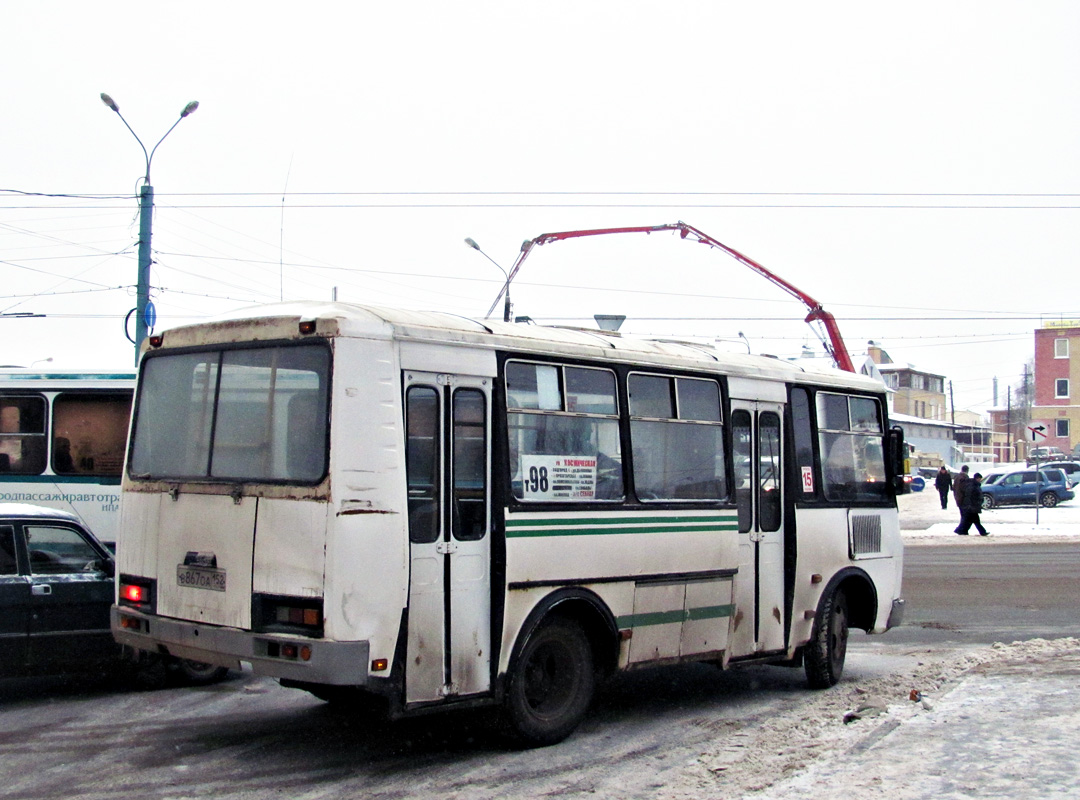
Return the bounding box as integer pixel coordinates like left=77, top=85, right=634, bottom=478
left=952, top=465, right=970, bottom=528
left=955, top=472, right=989, bottom=536
left=934, top=466, right=952, bottom=510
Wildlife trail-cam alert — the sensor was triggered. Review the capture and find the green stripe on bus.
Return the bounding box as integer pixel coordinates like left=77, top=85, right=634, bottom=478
left=616, top=604, right=735, bottom=628
left=507, top=523, right=738, bottom=538
left=686, top=604, right=736, bottom=621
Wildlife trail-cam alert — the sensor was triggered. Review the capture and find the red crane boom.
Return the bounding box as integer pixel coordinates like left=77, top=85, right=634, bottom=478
left=486, top=221, right=856, bottom=373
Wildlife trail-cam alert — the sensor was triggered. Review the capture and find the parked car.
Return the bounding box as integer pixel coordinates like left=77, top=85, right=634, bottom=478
left=1041, top=460, right=1080, bottom=488
left=1026, top=447, right=1066, bottom=465
left=0, top=503, right=229, bottom=685
left=979, top=469, right=1075, bottom=509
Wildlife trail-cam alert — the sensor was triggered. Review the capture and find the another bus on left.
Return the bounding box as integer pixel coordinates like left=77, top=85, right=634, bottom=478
left=0, top=368, right=134, bottom=548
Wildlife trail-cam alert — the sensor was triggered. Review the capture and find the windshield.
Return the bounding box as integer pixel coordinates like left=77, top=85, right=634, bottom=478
left=129, top=343, right=330, bottom=483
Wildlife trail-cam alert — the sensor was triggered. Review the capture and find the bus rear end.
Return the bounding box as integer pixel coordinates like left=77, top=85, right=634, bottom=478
left=112, top=317, right=378, bottom=687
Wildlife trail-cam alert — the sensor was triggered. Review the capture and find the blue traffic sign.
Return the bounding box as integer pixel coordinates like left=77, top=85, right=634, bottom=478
left=144, top=301, right=157, bottom=332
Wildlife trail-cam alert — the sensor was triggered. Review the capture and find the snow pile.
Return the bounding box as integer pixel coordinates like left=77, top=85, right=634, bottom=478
left=658, top=638, right=1080, bottom=799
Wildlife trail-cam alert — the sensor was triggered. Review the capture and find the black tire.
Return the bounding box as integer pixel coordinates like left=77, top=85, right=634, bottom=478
left=1040, top=492, right=1059, bottom=508
left=804, top=589, right=848, bottom=689
left=503, top=618, right=594, bottom=747
left=176, top=659, right=230, bottom=686
left=981, top=494, right=995, bottom=510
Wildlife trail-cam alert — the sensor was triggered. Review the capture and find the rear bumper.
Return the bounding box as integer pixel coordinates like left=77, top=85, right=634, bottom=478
left=111, top=606, right=370, bottom=685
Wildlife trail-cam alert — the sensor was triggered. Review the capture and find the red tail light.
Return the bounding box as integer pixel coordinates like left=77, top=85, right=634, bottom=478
left=121, top=584, right=146, bottom=603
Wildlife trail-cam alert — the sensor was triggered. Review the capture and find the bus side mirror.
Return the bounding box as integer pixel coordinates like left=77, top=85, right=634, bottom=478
left=888, top=425, right=909, bottom=494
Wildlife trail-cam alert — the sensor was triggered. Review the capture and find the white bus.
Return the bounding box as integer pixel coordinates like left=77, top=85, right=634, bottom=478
left=0, top=369, right=135, bottom=547
left=112, top=302, right=905, bottom=745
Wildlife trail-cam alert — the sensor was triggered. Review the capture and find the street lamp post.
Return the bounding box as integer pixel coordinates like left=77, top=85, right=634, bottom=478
left=464, top=238, right=512, bottom=322
left=101, top=93, right=198, bottom=364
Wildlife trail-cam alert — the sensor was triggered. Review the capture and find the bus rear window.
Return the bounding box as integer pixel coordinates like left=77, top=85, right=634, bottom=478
left=129, top=344, right=330, bottom=483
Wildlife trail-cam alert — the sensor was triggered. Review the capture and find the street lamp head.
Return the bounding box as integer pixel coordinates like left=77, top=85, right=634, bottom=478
left=464, top=237, right=480, bottom=250
left=100, top=93, right=119, bottom=113
left=181, top=100, right=199, bottom=117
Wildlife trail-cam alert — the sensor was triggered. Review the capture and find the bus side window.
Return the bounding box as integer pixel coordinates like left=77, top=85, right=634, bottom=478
left=0, top=396, right=47, bottom=475
left=406, top=387, right=440, bottom=544
left=51, top=393, right=132, bottom=477
left=452, top=389, right=487, bottom=541
left=758, top=412, right=782, bottom=532
left=732, top=410, right=752, bottom=533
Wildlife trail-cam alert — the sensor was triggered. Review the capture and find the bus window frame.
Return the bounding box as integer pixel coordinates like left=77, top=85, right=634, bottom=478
left=0, top=392, right=48, bottom=476
left=498, top=354, right=736, bottom=511
left=809, top=388, right=892, bottom=505
left=127, top=339, right=333, bottom=487
left=50, top=390, right=132, bottom=479
left=504, top=358, right=624, bottom=505
left=627, top=370, right=727, bottom=503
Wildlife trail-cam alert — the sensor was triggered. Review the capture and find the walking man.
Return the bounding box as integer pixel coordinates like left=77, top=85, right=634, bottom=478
left=934, top=466, right=952, bottom=510
left=952, top=465, right=970, bottom=531
left=955, top=472, right=989, bottom=536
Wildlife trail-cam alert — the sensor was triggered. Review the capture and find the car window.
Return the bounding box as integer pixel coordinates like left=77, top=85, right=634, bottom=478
left=0, top=526, right=17, bottom=575
left=25, top=525, right=104, bottom=575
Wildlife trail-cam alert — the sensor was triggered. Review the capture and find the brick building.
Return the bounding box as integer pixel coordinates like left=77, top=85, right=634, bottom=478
left=1030, top=321, right=1080, bottom=457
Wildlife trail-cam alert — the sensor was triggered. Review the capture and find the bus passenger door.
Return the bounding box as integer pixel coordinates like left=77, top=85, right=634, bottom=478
left=404, top=373, right=492, bottom=704
left=730, top=402, right=786, bottom=656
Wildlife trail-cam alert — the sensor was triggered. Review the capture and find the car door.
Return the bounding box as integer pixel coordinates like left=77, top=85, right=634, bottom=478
left=997, top=473, right=1024, bottom=504
left=0, top=524, right=30, bottom=673
left=24, top=522, right=116, bottom=669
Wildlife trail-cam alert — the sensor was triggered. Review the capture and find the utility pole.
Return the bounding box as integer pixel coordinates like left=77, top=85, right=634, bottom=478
left=1007, top=387, right=1013, bottom=462
left=101, top=93, right=199, bottom=364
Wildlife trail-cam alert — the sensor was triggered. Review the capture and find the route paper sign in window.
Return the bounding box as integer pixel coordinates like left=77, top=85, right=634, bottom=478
left=520, top=454, right=597, bottom=500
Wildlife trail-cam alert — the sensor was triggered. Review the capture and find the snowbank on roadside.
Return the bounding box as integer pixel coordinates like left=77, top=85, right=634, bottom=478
left=658, top=638, right=1080, bottom=800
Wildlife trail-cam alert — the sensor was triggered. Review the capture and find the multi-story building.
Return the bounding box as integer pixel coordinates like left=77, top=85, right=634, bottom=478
left=1029, top=321, right=1080, bottom=457
left=867, top=343, right=948, bottom=421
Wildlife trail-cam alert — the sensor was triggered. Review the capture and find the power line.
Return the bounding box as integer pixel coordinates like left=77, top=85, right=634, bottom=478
left=6, top=201, right=1080, bottom=211
left=8, top=188, right=1080, bottom=198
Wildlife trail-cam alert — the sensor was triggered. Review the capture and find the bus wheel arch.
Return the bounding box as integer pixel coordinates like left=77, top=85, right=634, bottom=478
left=804, top=568, right=876, bottom=689
left=501, top=589, right=618, bottom=746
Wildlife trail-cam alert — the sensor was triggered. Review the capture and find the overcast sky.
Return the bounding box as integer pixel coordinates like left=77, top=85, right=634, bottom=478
left=3, top=1, right=1078, bottom=414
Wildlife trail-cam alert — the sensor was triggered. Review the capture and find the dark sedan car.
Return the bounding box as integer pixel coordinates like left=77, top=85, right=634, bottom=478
left=0, top=503, right=227, bottom=685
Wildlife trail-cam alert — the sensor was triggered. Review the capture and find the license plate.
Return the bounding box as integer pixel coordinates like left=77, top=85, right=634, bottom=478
left=176, top=565, right=227, bottom=592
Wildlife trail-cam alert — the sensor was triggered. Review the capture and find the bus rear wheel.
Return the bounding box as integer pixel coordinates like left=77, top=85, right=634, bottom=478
left=176, top=659, right=230, bottom=686
left=503, top=618, right=594, bottom=747
left=804, top=588, right=848, bottom=689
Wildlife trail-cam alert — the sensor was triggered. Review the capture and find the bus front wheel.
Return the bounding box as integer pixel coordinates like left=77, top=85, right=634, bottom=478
left=804, top=588, right=848, bottom=689
left=503, top=618, right=594, bottom=747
